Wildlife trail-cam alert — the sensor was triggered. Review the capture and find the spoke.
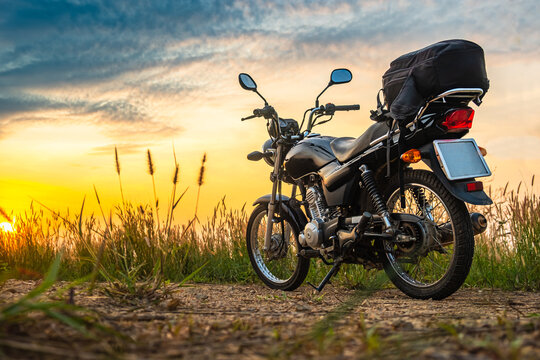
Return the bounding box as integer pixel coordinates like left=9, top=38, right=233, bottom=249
left=426, top=252, right=445, bottom=271
left=386, top=182, right=457, bottom=286
left=407, top=262, right=419, bottom=278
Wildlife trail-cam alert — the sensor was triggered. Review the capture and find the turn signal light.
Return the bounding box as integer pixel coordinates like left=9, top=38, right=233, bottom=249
left=400, top=149, right=422, bottom=163
left=466, top=181, right=484, bottom=192
left=478, top=146, right=487, bottom=156
left=442, top=109, right=474, bottom=132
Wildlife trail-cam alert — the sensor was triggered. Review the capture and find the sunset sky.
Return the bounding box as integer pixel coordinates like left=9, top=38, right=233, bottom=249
left=1, top=0, right=539, bottom=224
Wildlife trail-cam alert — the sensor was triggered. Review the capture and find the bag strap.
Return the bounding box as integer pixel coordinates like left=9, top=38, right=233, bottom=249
left=370, top=89, right=391, bottom=122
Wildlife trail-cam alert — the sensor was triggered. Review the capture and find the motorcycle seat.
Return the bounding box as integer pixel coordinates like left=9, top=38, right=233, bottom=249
left=330, top=122, right=389, bottom=163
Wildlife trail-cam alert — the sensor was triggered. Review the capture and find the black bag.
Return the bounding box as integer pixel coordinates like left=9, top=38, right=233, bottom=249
left=382, top=39, right=489, bottom=122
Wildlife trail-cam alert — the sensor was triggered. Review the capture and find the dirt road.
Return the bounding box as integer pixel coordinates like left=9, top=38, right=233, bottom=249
left=1, top=281, right=539, bottom=359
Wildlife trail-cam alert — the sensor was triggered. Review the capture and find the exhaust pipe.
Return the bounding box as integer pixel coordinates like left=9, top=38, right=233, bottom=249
left=439, top=212, right=487, bottom=245
left=470, top=212, right=488, bottom=236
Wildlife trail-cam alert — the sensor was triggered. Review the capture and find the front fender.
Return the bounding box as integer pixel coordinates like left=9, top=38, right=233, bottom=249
left=419, top=143, right=493, bottom=206
left=253, top=194, right=309, bottom=230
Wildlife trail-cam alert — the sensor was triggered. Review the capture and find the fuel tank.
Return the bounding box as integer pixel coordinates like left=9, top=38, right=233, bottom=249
left=284, top=136, right=336, bottom=179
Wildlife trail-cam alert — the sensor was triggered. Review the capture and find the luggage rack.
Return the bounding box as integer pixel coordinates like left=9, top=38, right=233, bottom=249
left=414, top=87, right=484, bottom=123
left=368, top=88, right=484, bottom=148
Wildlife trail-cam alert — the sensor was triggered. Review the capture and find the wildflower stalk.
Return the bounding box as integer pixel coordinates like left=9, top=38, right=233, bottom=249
left=147, top=149, right=160, bottom=230
left=194, top=152, right=207, bottom=220
left=115, top=146, right=125, bottom=207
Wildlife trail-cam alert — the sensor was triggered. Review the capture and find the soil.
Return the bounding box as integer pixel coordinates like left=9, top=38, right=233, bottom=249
left=0, top=280, right=539, bottom=359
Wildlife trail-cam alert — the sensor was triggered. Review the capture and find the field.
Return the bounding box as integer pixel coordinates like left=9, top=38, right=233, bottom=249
left=0, top=157, right=539, bottom=358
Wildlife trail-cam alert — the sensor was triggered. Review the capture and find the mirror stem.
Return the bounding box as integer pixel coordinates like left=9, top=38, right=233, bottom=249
left=315, top=83, right=331, bottom=107
left=255, top=90, right=268, bottom=105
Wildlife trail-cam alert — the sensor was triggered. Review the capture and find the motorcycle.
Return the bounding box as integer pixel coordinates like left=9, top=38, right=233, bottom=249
left=239, top=41, right=492, bottom=300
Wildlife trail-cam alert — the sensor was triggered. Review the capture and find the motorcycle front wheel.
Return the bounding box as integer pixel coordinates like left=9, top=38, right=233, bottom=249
left=382, top=170, right=474, bottom=300
left=246, top=204, right=310, bottom=290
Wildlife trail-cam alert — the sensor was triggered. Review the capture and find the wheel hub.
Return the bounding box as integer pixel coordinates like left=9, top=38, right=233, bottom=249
left=395, top=221, right=428, bottom=258
left=266, top=233, right=289, bottom=261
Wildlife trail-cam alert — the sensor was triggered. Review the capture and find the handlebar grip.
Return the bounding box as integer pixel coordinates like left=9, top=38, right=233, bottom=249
left=334, top=105, right=360, bottom=111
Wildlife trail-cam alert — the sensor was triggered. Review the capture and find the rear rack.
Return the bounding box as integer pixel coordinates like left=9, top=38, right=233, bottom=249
left=414, top=88, right=484, bottom=123
left=368, top=88, right=484, bottom=148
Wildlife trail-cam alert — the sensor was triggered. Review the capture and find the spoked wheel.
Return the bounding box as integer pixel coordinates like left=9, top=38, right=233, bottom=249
left=246, top=204, right=310, bottom=290
left=382, top=170, right=474, bottom=300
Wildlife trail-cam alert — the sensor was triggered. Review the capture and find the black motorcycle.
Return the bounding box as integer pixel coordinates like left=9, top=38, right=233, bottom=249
left=239, top=40, right=492, bottom=300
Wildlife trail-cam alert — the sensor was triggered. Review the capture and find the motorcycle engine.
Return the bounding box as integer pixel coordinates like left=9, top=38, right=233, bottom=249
left=299, top=186, right=328, bottom=249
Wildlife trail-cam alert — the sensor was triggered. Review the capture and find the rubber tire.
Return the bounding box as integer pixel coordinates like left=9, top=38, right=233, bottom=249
left=246, top=204, right=310, bottom=291
left=381, top=170, right=474, bottom=300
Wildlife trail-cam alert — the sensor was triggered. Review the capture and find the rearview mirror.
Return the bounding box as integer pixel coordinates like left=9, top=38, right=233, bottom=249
left=330, top=68, right=352, bottom=85
left=239, top=73, right=257, bottom=91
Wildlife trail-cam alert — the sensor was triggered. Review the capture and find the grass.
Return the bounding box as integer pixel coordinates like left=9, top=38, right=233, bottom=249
left=0, top=148, right=538, bottom=292
left=466, top=178, right=540, bottom=291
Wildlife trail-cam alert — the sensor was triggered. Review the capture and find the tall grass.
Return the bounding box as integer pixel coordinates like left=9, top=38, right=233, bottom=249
left=466, top=179, right=540, bottom=290
left=0, top=150, right=537, bottom=291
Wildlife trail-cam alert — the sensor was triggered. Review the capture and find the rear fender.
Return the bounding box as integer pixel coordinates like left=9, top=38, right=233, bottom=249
left=419, top=143, right=493, bottom=205
left=253, top=195, right=309, bottom=230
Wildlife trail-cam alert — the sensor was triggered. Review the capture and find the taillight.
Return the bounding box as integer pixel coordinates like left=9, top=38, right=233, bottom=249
left=442, top=109, right=474, bottom=132
left=466, top=181, right=483, bottom=192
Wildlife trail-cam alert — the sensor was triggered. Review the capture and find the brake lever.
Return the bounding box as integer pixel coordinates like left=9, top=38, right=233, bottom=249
left=241, top=114, right=257, bottom=121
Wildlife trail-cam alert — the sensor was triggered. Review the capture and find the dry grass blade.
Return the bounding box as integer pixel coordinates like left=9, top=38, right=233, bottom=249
left=173, top=186, right=189, bottom=210
left=90, top=185, right=110, bottom=291
left=0, top=207, right=10, bottom=222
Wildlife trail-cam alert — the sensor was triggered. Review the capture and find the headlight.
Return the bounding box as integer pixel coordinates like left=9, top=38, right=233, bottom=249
left=262, top=139, right=275, bottom=167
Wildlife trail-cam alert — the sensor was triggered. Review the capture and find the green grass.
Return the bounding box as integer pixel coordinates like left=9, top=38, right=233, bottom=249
left=1, top=185, right=538, bottom=291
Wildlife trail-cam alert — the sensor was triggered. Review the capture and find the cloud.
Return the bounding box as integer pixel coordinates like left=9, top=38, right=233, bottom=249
left=0, top=95, right=146, bottom=123
left=0, top=0, right=538, bottom=140
left=2, top=0, right=537, bottom=91
left=90, top=142, right=155, bottom=156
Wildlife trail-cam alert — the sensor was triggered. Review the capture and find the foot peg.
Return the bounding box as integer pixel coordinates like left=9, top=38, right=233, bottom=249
left=338, top=212, right=372, bottom=247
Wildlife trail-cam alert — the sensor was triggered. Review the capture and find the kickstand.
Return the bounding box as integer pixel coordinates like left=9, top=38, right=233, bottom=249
left=307, top=260, right=342, bottom=292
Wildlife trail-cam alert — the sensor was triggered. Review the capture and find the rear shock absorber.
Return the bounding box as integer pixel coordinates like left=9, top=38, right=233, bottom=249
left=359, top=165, right=394, bottom=233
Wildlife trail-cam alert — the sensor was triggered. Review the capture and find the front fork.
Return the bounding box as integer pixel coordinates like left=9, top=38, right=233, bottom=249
left=264, top=144, right=283, bottom=251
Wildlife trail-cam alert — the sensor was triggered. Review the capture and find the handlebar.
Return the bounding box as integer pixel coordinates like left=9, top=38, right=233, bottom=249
left=241, top=105, right=276, bottom=121
left=322, top=103, right=360, bottom=114
left=334, top=104, right=360, bottom=111
left=304, top=103, right=360, bottom=133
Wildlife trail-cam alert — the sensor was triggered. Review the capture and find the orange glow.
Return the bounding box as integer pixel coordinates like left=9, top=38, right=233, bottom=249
left=400, top=149, right=422, bottom=163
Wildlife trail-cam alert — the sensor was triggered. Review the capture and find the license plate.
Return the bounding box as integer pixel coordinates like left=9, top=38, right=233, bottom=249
left=433, top=139, right=491, bottom=181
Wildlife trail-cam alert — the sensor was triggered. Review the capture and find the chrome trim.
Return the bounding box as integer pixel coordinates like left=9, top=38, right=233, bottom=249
left=414, top=88, right=483, bottom=124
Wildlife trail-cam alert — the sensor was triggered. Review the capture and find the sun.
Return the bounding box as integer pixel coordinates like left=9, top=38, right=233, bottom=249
left=0, top=217, right=15, bottom=233
left=0, top=222, right=14, bottom=233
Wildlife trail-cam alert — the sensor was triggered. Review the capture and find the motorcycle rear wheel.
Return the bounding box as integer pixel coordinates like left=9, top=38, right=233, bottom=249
left=246, top=204, right=310, bottom=290
left=382, top=170, right=474, bottom=300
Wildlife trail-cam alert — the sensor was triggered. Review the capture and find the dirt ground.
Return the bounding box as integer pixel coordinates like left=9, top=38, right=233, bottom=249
left=0, top=280, right=539, bottom=359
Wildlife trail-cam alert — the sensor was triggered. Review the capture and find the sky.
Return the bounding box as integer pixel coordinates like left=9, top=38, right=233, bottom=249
left=1, top=0, right=539, bottom=224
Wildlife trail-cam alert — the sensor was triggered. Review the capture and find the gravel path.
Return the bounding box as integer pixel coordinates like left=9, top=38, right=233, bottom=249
left=1, top=281, right=539, bottom=359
